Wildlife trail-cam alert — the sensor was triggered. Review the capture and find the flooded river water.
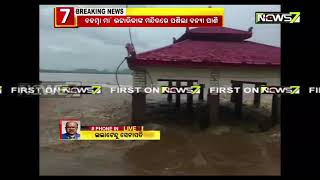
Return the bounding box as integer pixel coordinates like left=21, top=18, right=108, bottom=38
left=40, top=90, right=280, bottom=175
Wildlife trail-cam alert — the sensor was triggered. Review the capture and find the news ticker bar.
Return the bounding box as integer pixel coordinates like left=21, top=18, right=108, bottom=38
left=80, top=131, right=160, bottom=140
left=81, top=125, right=145, bottom=131
left=1, top=84, right=320, bottom=96
left=60, top=122, right=160, bottom=140
left=54, top=7, right=224, bottom=28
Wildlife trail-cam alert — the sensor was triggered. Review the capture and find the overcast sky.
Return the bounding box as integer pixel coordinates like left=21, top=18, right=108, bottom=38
left=40, top=5, right=280, bottom=71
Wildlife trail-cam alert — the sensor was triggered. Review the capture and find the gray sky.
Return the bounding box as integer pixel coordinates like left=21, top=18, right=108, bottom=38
left=40, top=5, right=280, bottom=71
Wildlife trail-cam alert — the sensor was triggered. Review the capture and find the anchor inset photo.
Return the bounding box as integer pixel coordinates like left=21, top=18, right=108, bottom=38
left=40, top=4, right=281, bottom=176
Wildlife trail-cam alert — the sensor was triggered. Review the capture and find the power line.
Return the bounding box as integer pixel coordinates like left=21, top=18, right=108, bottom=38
left=115, top=58, right=127, bottom=89
left=126, top=4, right=133, bottom=45
left=128, top=27, right=133, bottom=45
left=115, top=5, right=153, bottom=88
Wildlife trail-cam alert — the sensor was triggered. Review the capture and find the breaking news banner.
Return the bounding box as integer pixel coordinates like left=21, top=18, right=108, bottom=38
left=54, top=7, right=224, bottom=28
left=59, top=120, right=161, bottom=140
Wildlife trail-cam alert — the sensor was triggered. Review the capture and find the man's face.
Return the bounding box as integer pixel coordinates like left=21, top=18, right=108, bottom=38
left=65, top=122, right=78, bottom=135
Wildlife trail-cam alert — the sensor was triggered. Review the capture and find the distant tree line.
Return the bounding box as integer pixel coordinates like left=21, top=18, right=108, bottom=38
left=40, top=68, right=132, bottom=74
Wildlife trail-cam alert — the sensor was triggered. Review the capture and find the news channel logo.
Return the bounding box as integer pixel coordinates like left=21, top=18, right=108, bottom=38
left=60, top=120, right=81, bottom=140
left=260, top=86, right=300, bottom=94
left=255, top=12, right=300, bottom=24
left=160, top=85, right=201, bottom=94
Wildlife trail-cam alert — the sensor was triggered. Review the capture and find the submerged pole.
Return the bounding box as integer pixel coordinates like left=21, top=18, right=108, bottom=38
left=167, top=81, right=172, bottom=102
left=187, top=81, right=193, bottom=110
left=176, top=81, right=181, bottom=108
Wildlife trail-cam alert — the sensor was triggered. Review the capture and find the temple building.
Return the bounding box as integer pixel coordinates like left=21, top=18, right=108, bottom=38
left=126, top=26, right=280, bottom=126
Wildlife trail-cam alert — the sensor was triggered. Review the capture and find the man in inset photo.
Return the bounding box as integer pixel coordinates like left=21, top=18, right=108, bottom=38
left=62, top=121, right=80, bottom=140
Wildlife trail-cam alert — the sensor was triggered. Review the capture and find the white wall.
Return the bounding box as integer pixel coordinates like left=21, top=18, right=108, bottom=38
left=143, top=66, right=280, bottom=87
left=131, top=66, right=280, bottom=107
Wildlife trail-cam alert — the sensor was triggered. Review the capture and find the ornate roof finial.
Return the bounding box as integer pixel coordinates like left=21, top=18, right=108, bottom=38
left=248, top=26, right=253, bottom=33
left=173, top=37, right=177, bottom=43
left=125, top=43, right=136, bottom=58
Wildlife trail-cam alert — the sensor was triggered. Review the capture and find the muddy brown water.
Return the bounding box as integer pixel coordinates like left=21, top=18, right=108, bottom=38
left=40, top=93, right=280, bottom=175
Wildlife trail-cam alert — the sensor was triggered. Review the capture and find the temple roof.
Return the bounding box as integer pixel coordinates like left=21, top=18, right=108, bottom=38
left=176, top=27, right=253, bottom=42
left=127, top=27, right=280, bottom=68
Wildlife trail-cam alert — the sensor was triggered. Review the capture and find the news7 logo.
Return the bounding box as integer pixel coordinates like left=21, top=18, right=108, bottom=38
left=255, top=12, right=300, bottom=24
left=54, top=7, right=77, bottom=28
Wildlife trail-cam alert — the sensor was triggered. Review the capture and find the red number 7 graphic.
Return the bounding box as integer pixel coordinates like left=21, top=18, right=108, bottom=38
left=54, top=7, right=77, bottom=28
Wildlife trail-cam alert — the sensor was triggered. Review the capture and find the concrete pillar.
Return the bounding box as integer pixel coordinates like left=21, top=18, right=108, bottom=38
left=131, top=92, right=146, bottom=125
left=199, top=84, right=205, bottom=101
left=176, top=81, right=181, bottom=108
left=272, top=94, right=281, bottom=125
left=235, top=83, right=243, bottom=118
left=167, top=81, right=172, bottom=102
left=207, top=91, right=219, bottom=126
left=187, top=81, right=193, bottom=109
left=231, top=82, right=236, bottom=103
left=254, top=84, right=262, bottom=107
